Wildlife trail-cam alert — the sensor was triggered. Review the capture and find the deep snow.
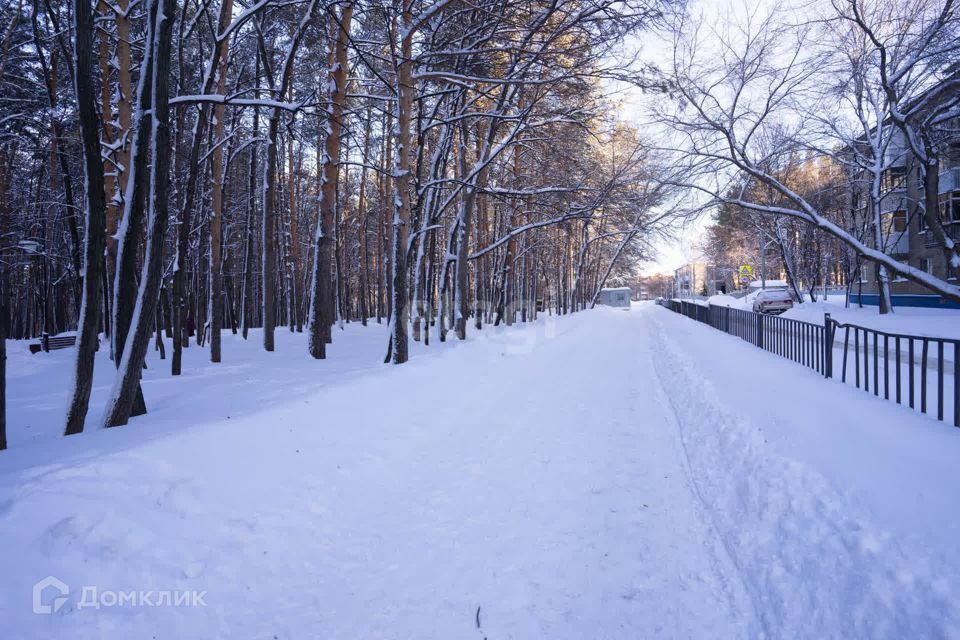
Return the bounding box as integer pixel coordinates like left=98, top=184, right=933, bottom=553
left=2, top=304, right=960, bottom=638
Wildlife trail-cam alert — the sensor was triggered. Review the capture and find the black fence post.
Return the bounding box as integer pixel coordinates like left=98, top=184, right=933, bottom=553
left=41, top=332, right=50, bottom=353
left=824, top=313, right=833, bottom=378
left=663, top=297, right=956, bottom=429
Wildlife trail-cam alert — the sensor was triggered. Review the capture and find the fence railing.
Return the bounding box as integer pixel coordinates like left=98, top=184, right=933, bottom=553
left=665, top=300, right=959, bottom=428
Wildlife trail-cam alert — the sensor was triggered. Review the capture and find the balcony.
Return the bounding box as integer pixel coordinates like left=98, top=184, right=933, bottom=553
left=881, top=232, right=910, bottom=256
left=941, top=167, right=960, bottom=194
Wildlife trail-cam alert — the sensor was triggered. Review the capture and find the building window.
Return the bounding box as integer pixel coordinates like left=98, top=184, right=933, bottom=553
left=881, top=166, right=906, bottom=192
left=895, top=209, right=907, bottom=231
left=948, top=143, right=960, bottom=164
left=939, top=190, right=960, bottom=223
left=883, top=209, right=907, bottom=233
left=920, top=258, right=933, bottom=274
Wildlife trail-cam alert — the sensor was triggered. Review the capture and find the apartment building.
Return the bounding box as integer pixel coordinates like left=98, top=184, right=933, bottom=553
left=853, top=130, right=960, bottom=309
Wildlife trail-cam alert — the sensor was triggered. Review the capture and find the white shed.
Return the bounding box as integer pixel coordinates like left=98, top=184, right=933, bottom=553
left=597, top=287, right=632, bottom=308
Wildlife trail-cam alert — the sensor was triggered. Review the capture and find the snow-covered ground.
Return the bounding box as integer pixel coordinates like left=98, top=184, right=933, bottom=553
left=3, top=304, right=960, bottom=638
left=782, top=299, right=960, bottom=340
left=7, top=322, right=397, bottom=447
left=707, top=292, right=960, bottom=339
left=671, top=293, right=959, bottom=427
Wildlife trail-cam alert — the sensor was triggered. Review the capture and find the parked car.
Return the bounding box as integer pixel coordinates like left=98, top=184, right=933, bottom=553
left=752, top=288, right=794, bottom=315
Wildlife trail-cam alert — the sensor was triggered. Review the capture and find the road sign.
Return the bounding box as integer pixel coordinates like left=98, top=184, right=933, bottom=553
left=738, top=265, right=752, bottom=277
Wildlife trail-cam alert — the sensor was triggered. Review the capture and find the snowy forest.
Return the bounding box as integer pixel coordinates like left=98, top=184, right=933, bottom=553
left=0, top=0, right=673, bottom=443
left=2, top=0, right=960, bottom=450
left=4, top=1, right=960, bottom=637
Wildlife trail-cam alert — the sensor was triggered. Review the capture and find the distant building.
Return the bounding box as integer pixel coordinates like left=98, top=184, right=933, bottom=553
left=673, top=262, right=706, bottom=298
left=672, top=262, right=729, bottom=298
left=597, top=287, right=631, bottom=307
left=635, top=273, right=673, bottom=300
left=854, top=121, right=960, bottom=308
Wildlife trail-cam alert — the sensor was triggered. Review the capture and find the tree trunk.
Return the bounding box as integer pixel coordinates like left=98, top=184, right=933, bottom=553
left=262, top=0, right=319, bottom=352
left=240, top=52, right=260, bottom=340
left=110, top=0, right=157, bottom=417
left=208, top=0, right=234, bottom=363
left=453, top=125, right=477, bottom=340
left=388, top=7, right=414, bottom=364
left=102, top=0, right=172, bottom=427
left=308, top=2, right=352, bottom=358
left=286, top=82, right=301, bottom=332
left=871, top=193, right=893, bottom=315
left=97, top=0, right=117, bottom=343
left=358, top=104, right=372, bottom=326
left=64, top=0, right=108, bottom=435
left=0, top=282, right=6, bottom=450
left=0, top=143, right=8, bottom=449
left=384, top=109, right=394, bottom=323
left=172, top=0, right=236, bottom=373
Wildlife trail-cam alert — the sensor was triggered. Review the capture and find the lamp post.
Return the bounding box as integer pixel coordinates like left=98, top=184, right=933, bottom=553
left=758, top=236, right=777, bottom=289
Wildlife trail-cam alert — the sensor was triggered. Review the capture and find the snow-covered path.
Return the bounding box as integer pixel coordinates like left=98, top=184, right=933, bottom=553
left=2, top=304, right=959, bottom=638
left=645, top=309, right=959, bottom=638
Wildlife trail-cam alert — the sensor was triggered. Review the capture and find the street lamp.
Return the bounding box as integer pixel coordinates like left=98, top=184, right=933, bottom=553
left=758, top=236, right=777, bottom=289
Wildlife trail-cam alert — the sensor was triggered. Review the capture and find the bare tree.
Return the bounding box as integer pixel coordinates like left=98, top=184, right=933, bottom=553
left=308, top=1, right=353, bottom=359
left=836, top=0, right=960, bottom=278
left=655, top=5, right=960, bottom=309
left=64, top=0, right=107, bottom=435
left=0, top=0, right=672, bottom=444
left=102, top=0, right=174, bottom=428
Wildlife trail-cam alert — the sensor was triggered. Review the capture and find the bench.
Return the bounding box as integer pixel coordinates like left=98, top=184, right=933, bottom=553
left=28, top=333, right=78, bottom=354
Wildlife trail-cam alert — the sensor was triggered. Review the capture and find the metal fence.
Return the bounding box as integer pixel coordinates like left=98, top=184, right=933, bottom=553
left=665, top=300, right=959, bottom=428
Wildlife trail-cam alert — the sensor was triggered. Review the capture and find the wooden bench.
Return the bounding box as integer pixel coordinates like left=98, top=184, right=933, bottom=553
left=28, top=333, right=78, bottom=354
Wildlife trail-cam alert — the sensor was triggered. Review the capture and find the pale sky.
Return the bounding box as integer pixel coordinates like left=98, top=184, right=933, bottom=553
left=611, top=0, right=785, bottom=276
